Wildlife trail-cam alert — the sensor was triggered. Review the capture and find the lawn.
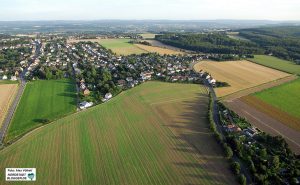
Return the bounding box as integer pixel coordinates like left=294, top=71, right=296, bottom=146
left=0, top=82, right=237, bottom=185
left=98, top=38, right=147, bottom=55
left=194, top=60, right=290, bottom=97
left=248, top=55, right=300, bottom=75
left=5, top=79, right=77, bottom=142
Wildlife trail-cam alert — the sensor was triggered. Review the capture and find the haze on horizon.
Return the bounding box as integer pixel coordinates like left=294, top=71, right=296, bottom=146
left=0, top=0, right=299, bottom=21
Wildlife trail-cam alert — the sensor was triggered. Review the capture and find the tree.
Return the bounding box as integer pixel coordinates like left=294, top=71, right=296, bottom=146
left=224, top=144, right=233, bottom=159
left=101, top=69, right=112, bottom=82
left=45, top=68, right=52, bottom=80
left=238, top=174, right=247, bottom=185
left=231, top=162, right=241, bottom=175
left=271, top=155, right=280, bottom=171
left=259, top=148, right=267, bottom=158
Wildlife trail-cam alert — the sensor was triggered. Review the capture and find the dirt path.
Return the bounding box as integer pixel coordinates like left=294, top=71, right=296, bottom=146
left=224, top=99, right=300, bottom=154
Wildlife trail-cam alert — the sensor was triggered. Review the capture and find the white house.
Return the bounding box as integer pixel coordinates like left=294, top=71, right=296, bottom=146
left=105, top=93, right=112, bottom=100
left=79, top=101, right=93, bottom=109
left=10, top=76, right=17, bottom=81
left=2, top=75, right=8, bottom=80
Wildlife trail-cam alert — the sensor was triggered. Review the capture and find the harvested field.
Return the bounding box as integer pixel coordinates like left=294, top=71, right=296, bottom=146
left=139, top=33, right=157, bottom=39
left=0, top=82, right=237, bottom=185
left=0, top=84, right=18, bottom=128
left=225, top=99, right=300, bottom=154
left=194, top=60, right=290, bottom=97
left=249, top=55, right=300, bottom=75
left=135, top=44, right=183, bottom=55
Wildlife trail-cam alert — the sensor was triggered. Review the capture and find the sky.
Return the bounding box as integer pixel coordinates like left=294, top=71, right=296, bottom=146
left=0, top=0, right=299, bottom=21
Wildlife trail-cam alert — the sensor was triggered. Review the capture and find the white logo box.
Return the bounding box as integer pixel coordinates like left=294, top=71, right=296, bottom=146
left=6, top=168, right=36, bottom=181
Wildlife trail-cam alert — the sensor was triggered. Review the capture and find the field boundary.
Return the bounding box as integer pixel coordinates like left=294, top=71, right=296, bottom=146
left=221, top=75, right=297, bottom=101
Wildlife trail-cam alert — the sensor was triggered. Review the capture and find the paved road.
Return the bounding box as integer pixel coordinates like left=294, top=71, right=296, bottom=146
left=203, top=80, right=253, bottom=184
left=0, top=41, right=41, bottom=144
left=0, top=80, right=26, bottom=143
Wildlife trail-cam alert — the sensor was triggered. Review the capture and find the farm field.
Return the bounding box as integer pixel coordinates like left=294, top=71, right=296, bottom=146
left=244, top=78, right=300, bottom=131
left=0, top=82, right=237, bottom=185
left=97, top=38, right=147, bottom=55
left=194, top=60, right=290, bottom=97
left=147, top=40, right=187, bottom=52
left=68, top=38, right=147, bottom=55
left=135, top=44, right=183, bottom=55
left=0, top=84, right=18, bottom=128
left=248, top=55, right=300, bottom=75
left=5, top=79, right=77, bottom=142
left=139, top=33, right=157, bottom=39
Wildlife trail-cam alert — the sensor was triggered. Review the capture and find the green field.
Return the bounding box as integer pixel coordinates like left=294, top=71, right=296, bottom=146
left=248, top=55, right=300, bottom=75
left=98, top=38, right=147, bottom=55
left=0, top=82, right=236, bottom=185
left=5, top=79, right=77, bottom=142
left=254, top=78, right=300, bottom=118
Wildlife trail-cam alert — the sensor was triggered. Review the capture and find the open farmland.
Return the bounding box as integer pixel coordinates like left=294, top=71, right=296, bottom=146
left=0, top=84, right=18, bottom=128
left=0, top=82, right=237, bottom=185
left=139, top=33, right=157, bottom=39
left=5, top=79, right=77, bottom=142
left=244, top=78, right=300, bottom=131
left=248, top=55, right=300, bottom=75
left=135, top=44, right=184, bottom=55
left=194, top=60, right=290, bottom=97
left=97, top=38, right=147, bottom=55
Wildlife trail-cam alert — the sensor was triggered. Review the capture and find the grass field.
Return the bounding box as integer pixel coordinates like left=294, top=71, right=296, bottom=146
left=0, top=82, right=237, bottom=185
left=244, top=78, right=300, bottom=131
left=248, top=55, right=300, bottom=75
left=97, top=38, right=147, bottom=55
left=194, top=60, right=290, bottom=97
left=5, top=79, right=77, bottom=142
left=0, top=84, right=18, bottom=128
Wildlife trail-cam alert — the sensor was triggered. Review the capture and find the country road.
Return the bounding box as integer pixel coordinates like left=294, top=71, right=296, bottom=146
left=203, top=80, right=253, bottom=184
left=0, top=81, right=26, bottom=143
left=0, top=41, right=41, bottom=143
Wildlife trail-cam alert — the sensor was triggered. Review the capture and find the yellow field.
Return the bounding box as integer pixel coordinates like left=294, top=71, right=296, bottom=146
left=0, top=84, right=18, bottom=127
left=194, top=60, right=290, bottom=97
left=135, top=44, right=184, bottom=55
left=139, top=33, right=157, bottom=39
